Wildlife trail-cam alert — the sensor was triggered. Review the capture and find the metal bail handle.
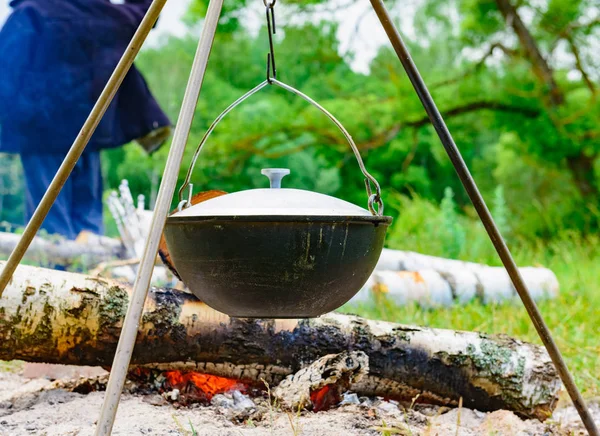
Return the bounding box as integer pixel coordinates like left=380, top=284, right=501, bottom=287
left=177, top=79, right=385, bottom=216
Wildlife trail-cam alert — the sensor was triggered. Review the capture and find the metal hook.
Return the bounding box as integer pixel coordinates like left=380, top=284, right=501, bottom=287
left=265, top=2, right=277, bottom=83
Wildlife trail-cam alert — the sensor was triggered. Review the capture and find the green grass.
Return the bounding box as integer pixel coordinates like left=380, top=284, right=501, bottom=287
left=0, top=360, right=24, bottom=373
left=343, top=235, right=600, bottom=397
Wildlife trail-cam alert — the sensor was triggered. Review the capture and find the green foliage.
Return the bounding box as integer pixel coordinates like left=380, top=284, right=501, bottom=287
left=0, top=154, right=24, bottom=226
left=460, top=0, right=505, bottom=43
left=440, top=187, right=467, bottom=258
left=539, top=0, right=584, bottom=36
left=98, top=0, right=599, bottom=245
left=386, top=191, right=499, bottom=262
left=492, top=185, right=510, bottom=238
left=0, top=0, right=593, bottom=243
left=102, top=0, right=597, bottom=240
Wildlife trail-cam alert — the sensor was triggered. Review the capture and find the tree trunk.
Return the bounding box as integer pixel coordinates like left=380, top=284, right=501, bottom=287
left=494, top=0, right=564, bottom=106
left=494, top=0, right=599, bottom=199
left=0, top=262, right=561, bottom=420
left=566, top=153, right=599, bottom=201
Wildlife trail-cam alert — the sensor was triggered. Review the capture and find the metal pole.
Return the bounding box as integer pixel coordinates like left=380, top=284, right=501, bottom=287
left=369, top=1, right=598, bottom=434
left=94, top=0, right=224, bottom=434
left=0, top=0, right=168, bottom=298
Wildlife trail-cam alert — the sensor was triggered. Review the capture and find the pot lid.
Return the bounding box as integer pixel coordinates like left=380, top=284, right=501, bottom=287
left=171, top=168, right=375, bottom=218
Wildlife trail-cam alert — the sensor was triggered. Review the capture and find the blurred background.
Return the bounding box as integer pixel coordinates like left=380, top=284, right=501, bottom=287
left=1, top=0, right=598, bottom=252
left=0, top=0, right=598, bottom=392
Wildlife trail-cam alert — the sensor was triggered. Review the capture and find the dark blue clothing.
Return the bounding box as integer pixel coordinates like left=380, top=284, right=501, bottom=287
left=21, top=152, right=104, bottom=240
left=0, top=0, right=170, bottom=239
left=0, top=0, right=171, bottom=154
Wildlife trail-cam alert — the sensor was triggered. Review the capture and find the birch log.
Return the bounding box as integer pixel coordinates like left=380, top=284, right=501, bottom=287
left=0, top=231, right=177, bottom=285
left=0, top=231, right=125, bottom=267
left=0, top=262, right=561, bottom=420
left=349, top=249, right=560, bottom=307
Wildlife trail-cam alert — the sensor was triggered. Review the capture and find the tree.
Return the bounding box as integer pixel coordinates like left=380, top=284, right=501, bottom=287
left=108, top=0, right=598, bottom=239
left=454, top=0, right=599, bottom=200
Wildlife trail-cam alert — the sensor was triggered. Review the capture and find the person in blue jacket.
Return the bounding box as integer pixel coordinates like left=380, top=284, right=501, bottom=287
left=0, top=0, right=171, bottom=240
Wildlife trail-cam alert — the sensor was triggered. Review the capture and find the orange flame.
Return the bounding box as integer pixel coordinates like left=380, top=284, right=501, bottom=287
left=164, top=371, right=246, bottom=401
left=310, top=385, right=341, bottom=412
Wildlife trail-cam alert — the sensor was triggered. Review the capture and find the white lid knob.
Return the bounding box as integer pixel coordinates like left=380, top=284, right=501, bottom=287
left=261, top=168, right=290, bottom=189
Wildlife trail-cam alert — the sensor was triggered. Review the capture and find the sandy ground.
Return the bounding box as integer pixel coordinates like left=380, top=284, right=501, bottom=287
left=0, top=365, right=597, bottom=436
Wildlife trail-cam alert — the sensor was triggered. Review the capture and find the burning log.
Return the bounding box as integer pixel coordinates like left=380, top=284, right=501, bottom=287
left=161, top=370, right=249, bottom=405
left=273, top=351, right=369, bottom=412
left=0, top=262, right=561, bottom=420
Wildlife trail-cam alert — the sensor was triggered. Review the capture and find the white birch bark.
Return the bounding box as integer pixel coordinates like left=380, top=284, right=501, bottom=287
left=0, top=262, right=561, bottom=420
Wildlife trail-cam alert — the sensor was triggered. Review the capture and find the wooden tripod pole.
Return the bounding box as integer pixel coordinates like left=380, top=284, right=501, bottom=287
left=0, top=0, right=168, bottom=298
left=368, top=1, right=598, bottom=434
left=94, top=1, right=224, bottom=434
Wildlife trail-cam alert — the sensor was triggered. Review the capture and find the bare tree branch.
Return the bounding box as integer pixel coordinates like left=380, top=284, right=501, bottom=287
left=431, top=42, right=518, bottom=90
left=549, top=19, right=600, bottom=53
left=494, top=0, right=565, bottom=107
left=358, top=101, right=540, bottom=150
left=565, top=36, right=596, bottom=94
left=218, top=98, right=542, bottom=179
left=560, top=17, right=600, bottom=37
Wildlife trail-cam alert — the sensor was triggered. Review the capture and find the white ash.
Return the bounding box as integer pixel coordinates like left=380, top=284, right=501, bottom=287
left=211, top=390, right=259, bottom=421
left=232, top=391, right=256, bottom=412
left=340, top=392, right=360, bottom=405
left=168, top=389, right=180, bottom=402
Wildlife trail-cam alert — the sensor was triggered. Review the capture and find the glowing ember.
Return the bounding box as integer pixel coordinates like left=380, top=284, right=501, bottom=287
left=310, top=385, right=342, bottom=412
left=164, top=371, right=247, bottom=402
left=129, top=367, right=151, bottom=379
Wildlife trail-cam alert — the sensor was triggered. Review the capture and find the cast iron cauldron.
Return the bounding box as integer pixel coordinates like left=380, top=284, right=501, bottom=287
left=164, top=169, right=392, bottom=318
left=163, top=74, right=392, bottom=318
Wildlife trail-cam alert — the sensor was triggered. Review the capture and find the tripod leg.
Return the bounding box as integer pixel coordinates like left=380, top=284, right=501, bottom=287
left=94, top=1, right=224, bottom=435
left=368, top=1, right=599, bottom=435
left=0, top=0, right=168, bottom=298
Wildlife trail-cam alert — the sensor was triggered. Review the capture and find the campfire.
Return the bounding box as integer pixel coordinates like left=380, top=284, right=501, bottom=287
left=128, top=368, right=254, bottom=406
left=163, top=370, right=249, bottom=402
left=0, top=358, right=589, bottom=435
left=64, top=351, right=368, bottom=418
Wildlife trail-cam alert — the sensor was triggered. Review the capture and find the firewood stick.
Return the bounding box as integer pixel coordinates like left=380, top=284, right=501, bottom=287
left=0, top=262, right=561, bottom=420
left=90, top=258, right=141, bottom=277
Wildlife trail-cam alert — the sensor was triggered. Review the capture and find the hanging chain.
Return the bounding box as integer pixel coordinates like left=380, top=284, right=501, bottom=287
left=261, top=0, right=382, bottom=213
left=176, top=0, right=385, bottom=216
left=265, top=0, right=277, bottom=83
